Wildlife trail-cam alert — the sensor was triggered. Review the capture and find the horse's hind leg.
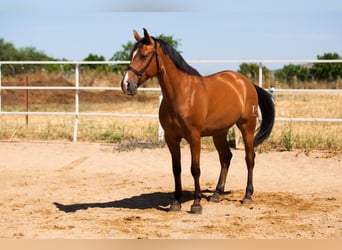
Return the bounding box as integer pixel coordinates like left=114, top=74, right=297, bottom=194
left=210, top=130, right=233, bottom=202
left=165, top=133, right=182, bottom=211
left=237, top=120, right=256, bottom=204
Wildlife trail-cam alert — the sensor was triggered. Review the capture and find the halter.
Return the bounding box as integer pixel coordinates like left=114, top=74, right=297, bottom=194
left=127, top=39, right=160, bottom=85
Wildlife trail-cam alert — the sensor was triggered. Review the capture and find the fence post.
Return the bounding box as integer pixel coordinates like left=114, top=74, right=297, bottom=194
left=258, top=62, right=263, bottom=87
left=25, top=75, right=29, bottom=125
left=73, top=64, right=79, bottom=142
left=0, top=64, right=2, bottom=113
left=158, top=91, right=164, bottom=142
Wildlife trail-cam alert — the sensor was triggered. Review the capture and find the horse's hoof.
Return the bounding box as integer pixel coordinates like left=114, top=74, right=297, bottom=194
left=209, top=193, right=220, bottom=203
left=168, top=201, right=181, bottom=212
left=190, top=204, right=203, bottom=214
left=242, top=198, right=253, bottom=205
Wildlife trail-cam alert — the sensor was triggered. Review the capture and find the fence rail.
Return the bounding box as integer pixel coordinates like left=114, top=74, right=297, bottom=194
left=1, top=60, right=341, bottom=142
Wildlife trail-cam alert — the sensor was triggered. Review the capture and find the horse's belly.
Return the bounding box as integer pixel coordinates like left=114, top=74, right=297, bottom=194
left=200, top=121, right=235, bottom=137
left=201, top=107, right=241, bottom=134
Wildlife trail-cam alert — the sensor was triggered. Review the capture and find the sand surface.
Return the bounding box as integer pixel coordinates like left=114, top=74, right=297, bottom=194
left=0, top=141, right=341, bottom=239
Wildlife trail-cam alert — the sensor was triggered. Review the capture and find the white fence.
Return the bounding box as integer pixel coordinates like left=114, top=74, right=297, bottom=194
left=0, top=60, right=341, bottom=142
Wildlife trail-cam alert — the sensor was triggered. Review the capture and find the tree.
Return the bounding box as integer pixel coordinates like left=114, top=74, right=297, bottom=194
left=110, top=34, right=181, bottom=74
left=310, top=53, right=342, bottom=81
left=18, top=46, right=58, bottom=73
left=238, top=63, right=271, bottom=84
left=0, top=38, right=18, bottom=61
left=110, top=41, right=135, bottom=74
left=0, top=38, right=58, bottom=75
left=275, top=64, right=310, bottom=87
left=83, top=53, right=108, bottom=72
left=157, top=34, right=181, bottom=53
left=274, top=52, right=342, bottom=87
left=0, top=39, right=19, bottom=75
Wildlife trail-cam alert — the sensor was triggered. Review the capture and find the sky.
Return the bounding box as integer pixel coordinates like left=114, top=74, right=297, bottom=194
left=0, top=0, right=341, bottom=74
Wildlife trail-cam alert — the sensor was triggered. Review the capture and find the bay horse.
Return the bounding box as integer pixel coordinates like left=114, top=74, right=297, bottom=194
left=121, top=28, right=275, bottom=214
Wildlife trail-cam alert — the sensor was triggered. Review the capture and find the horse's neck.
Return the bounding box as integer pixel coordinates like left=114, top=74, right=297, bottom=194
left=157, top=56, right=194, bottom=107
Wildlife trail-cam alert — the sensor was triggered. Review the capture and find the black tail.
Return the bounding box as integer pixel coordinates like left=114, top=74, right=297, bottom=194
left=254, top=85, right=275, bottom=147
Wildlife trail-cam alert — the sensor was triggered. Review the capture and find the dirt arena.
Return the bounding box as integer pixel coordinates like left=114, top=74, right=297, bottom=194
left=0, top=141, right=341, bottom=239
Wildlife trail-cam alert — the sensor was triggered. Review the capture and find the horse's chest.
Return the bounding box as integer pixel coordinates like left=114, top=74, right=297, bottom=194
left=160, top=108, right=185, bottom=129
left=159, top=103, right=200, bottom=134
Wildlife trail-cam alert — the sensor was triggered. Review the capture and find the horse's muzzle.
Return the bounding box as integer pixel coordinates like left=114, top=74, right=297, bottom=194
left=121, top=79, right=137, bottom=96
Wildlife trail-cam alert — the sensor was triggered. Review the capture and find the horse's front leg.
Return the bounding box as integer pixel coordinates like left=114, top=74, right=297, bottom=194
left=189, top=134, right=203, bottom=214
left=165, top=133, right=182, bottom=212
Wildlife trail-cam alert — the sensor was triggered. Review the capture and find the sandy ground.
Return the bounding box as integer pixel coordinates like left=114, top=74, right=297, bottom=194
left=0, top=141, right=341, bottom=239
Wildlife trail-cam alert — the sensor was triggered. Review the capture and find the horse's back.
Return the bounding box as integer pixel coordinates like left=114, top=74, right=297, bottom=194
left=205, top=70, right=256, bottom=96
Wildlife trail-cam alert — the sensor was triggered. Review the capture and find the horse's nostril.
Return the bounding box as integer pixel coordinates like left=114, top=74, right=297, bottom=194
left=127, top=81, right=133, bottom=91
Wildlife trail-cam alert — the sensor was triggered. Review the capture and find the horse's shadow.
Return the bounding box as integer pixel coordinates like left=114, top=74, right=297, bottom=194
left=53, top=191, right=196, bottom=213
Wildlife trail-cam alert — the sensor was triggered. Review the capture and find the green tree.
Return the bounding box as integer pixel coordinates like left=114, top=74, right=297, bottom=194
left=310, top=52, right=342, bottom=81
left=238, top=63, right=271, bottom=84
left=0, top=38, right=58, bottom=75
left=157, top=34, right=181, bottom=53
left=110, top=34, right=181, bottom=74
left=17, top=46, right=58, bottom=74
left=275, top=64, right=310, bottom=87
left=0, top=38, right=18, bottom=60
left=83, top=53, right=109, bottom=72
left=110, top=41, right=135, bottom=74
left=0, top=38, right=19, bottom=75
left=19, top=46, right=51, bottom=61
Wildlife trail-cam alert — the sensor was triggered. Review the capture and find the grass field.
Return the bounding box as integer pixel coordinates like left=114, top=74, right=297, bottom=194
left=0, top=73, right=341, bottom=154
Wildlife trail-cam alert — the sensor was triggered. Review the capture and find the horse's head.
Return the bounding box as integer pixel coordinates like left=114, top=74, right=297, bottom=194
left=121, top=28, right=159, bottom=95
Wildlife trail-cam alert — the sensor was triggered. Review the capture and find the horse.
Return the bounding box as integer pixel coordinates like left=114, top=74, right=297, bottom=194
left=121, top=28, right=275, bottom=214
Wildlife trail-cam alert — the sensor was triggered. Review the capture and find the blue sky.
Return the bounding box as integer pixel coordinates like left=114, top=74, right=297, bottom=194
left=0, top=0, right=341, bottom=73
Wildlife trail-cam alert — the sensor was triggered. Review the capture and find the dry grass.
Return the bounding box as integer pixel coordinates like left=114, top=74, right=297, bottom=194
left=274, top=92, right=342, bottom=118
left=0, top=73, right=341, bottom=154
left=257, top=122, right=341, bottom=154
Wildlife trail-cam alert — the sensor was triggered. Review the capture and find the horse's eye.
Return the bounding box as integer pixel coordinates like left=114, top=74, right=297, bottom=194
left=141, top=54, right=148, bottom=60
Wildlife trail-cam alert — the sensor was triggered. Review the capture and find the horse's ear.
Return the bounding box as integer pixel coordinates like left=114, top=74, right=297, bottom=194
left=143, top=28, right=152, bottom=43
left=133, top=30, right=142, bottom=41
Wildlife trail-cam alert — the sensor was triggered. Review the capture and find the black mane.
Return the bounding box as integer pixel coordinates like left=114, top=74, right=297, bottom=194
left=154, top=38, right=201, bottom=76
left=133, top=37, right=201, bottom=76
